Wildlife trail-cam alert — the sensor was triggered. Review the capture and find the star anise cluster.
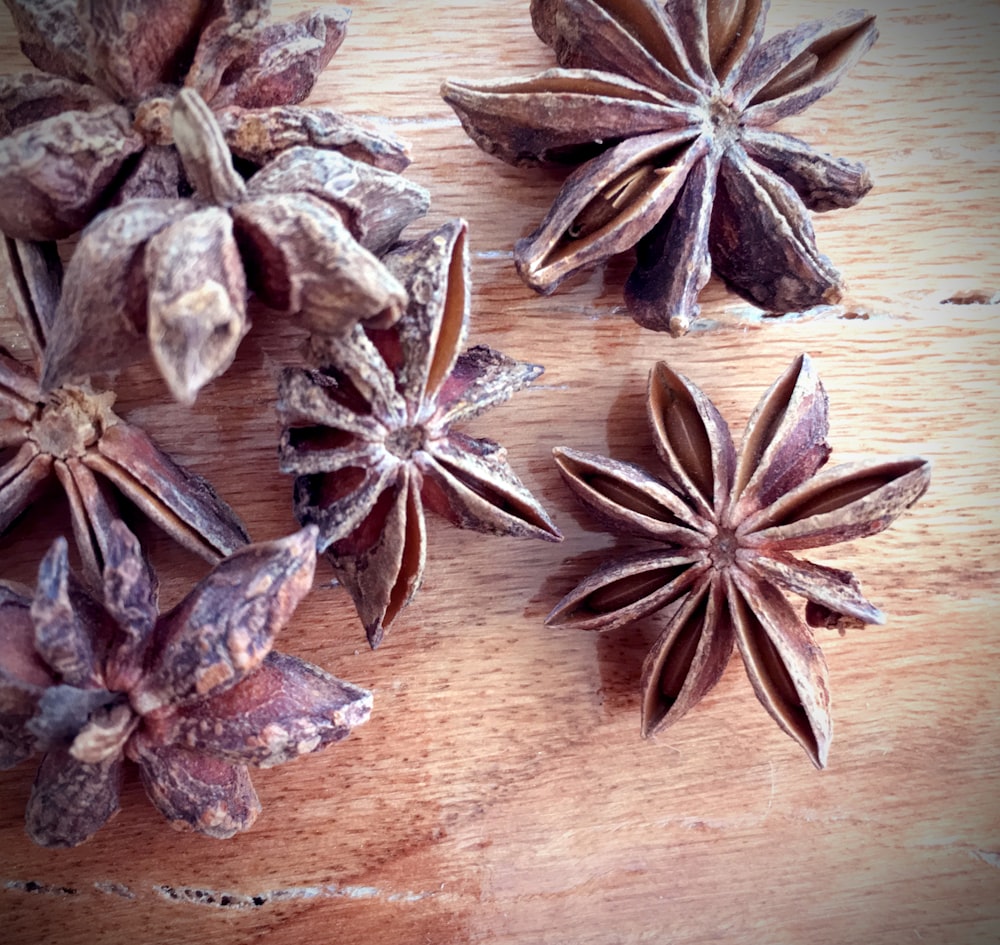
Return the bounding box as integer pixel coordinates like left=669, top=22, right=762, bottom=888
left=0, top=0, right=936, bottom=853
left=0, top=521, right=371, bottom=846
left=549, top=355, right=930, bottom=765
left=278, top=219, right=562, bottom=647
left=40, top=88, right=429, bottom=404
left=0, top=5, right=406, bottom=843
left=443, top=0, right=877, bottom=335
left=1, top=1, right=430, bottom=403
left=0, top=0, right=408, bottom=241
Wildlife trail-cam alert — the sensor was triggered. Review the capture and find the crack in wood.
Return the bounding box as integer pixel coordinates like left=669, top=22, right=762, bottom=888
left=153, top=882, right=438, bottom=909
left=941, top=290, right=1000, bottom=305
left=4, top=879, right=78, bottom=896
left=971, top=849, right=1000, bottom=869
left=3, top=878, right=437, bottom=908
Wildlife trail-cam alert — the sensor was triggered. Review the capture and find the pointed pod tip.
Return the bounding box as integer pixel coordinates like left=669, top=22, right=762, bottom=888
left=551, top=445, right=587, bottom=470
left=165, top=380, right=199, bottom=408
left=277, top=525, right=320, bottom=568
left=292, top=523, right=320, bottom=548
left=37, top=536, right=70, bottom=583
left=440, top=78, right=473, bottom=104
left=104, top=519, right=146, bottom=570
left=649, top=359, right=686, bottom=392
left=544, top=597, right=573, bottom=628
left=366, top=621, right=385, bottom=650
left=898, top=455, right=933, bottom=501
left=431, top=217, right=468, bottom=247
left=812, top=739, right=830, bottom=770
left=542, top=523, right=564, bottom=543
left=228, top=527, right=318, bottom=606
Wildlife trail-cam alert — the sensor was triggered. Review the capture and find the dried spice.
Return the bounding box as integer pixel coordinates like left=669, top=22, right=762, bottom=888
left=0, top=521, right=371, bottom=846
left=0, top=580, right=49, bottom=770
left=1, top=236, right=249, bottom=588
left=39, top=89, right=429, bottom=404
left=549, top=355, right=930, bottom=766
left=0, top=1, right=411, bottom=242
left=278, top=219, right=562, bottom=648
left=442, top=0, right=877, bottom=335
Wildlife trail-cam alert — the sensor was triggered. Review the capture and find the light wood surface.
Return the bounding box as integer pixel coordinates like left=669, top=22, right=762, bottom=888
left=1, top=2, right=998, bottom=943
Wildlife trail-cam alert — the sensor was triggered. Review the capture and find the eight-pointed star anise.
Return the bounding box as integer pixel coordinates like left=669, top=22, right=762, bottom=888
left=1, top=236, right=249, bottom=589
left=39, top=89, right=428, bottom=404
left=443, top=0, right=877, bottom=335
left=0, top=521, right=371, bottom=847
left=278, top=218, right=562, bottom=648
left=0, top=0, right=410, bottom=241
left=548, top=355, right=930, bottom=766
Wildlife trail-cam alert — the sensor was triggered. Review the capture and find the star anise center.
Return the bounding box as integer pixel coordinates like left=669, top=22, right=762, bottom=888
left=707, top=525, right=741, bottom=571
left=708, top=94, right=741, bottom=148
left=133, top=96, right=175, bottom=146
left=385, top=424, right=427, bottom=460
left=28, top=388, right=114, bottom=458
left=71, top=698, right=137, bottom=765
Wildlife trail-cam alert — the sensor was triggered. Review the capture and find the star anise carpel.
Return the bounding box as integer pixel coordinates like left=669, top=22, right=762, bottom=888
left=442, top=0, right=877, bottom=335
left=278, top=218, right=562, bottom=648
left=1, top=235, right=249, bottom=588
left=37, top=88, right=429, bottom=404
left=0, top=520, right=372, bottom=847
left=548, top=354, right=930, bottom=766
left=0, top=0, right=412, bottom=242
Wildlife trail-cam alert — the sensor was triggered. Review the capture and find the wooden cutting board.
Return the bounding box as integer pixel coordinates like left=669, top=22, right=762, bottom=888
left=2, top=2, right=998, bottom=942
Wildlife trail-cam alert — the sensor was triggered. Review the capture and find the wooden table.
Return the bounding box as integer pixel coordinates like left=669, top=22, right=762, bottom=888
left=2, top=2, right=998, bottom=942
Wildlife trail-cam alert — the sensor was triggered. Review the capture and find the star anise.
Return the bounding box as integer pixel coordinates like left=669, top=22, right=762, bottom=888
left=278, top=218, right=562, bottom=648
left=548, top=355, right=930, bottom=766
left=0, top=579, right=47, bottom=770
left=0, top=0, right=411, bottom=242
left=0, top=520, right=372, bottom=847
left=1, top=235, right=249, bottom=588
left=442, top=0, right=877, bottom=335
left=38, top=89, right=429, bottom=404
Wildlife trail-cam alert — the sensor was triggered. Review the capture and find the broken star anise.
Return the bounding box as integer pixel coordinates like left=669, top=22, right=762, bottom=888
left=0, top=0, right=410, bottom=241
left=0, top=521, right=372, bottom=847
left=2, top=236, right=249, bottom=589
left=442, top=0, right=877, bottom=335
left=548, top=355, right=930, bottom=766
left=278, top=218, right=562, bottom=648
left=39, top=89, right=428, bottom=404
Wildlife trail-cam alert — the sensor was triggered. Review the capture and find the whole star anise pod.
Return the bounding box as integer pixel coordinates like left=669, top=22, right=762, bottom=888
left=548, top=355, right=930, bottom=766
left=1, top=236, right=249, bottom=588
left=0, top=0, right=411, bottom=241
left=442, top=0, right=877, bottom=335
left=0, top=520, right=372, bottom=847
left=278, top=218, right=562, bottom=648
left=39, top=89, right=428, bottom=404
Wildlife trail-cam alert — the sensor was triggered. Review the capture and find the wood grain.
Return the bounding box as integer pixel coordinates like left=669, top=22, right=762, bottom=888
left=1, top=2, right=998, bottom=943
